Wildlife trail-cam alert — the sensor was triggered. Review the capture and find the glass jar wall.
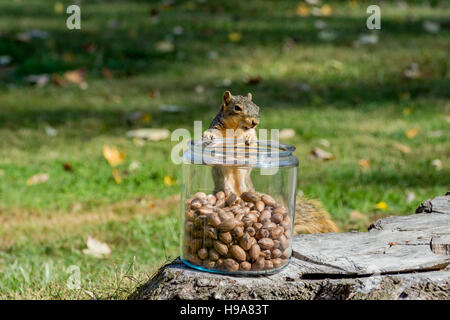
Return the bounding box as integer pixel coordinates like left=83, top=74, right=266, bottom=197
left=180, top=139, right=298, bottom=275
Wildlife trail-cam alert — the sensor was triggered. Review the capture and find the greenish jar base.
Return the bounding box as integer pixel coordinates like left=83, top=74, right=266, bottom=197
left=181, top=258, right=291, bottom=277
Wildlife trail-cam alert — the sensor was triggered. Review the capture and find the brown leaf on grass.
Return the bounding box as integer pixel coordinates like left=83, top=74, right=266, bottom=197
left=26, top=173, right=49, bottom=186
left=279, top=128, right=296, bottom=140
left=431, top=159, right=442, bottom=171
left=405, top=128, right=419, bottom=139
left=296, top=4, right=310, bottom=17
left=51, top=74, right=66, bottom=87
left=155, top=40, right=174, bottom=52
left=112, top=168, right=123, bottom=184
left=54, top=2, right=64, bottom=14
left=358, top=159, right=371, bottom=171
left=126, top=128, right=170, bottom=141
left=375, top=201, right=388, bottom=210
left=164, top=175, right=177, bottom=186
left=101, top=68, right=114, bottom=79
left=82, top=236, right=111, bottom=258
left=403, top=63, right=421, bottom=79
left=64, top=69, right=86, bottom=84
left=244, top=76, right=262, bottom=85
left=103, top=145, right=125, bottom=167
left=147, top=90, right=160, bottom=99
left=63, top=162, right=72, bottom=172
left=349, top=211, right=366, bottom=221
left=84, top=290, right=96, bottom=300
left=83, top=43, right=97, bottom=53
left=393, top=142, right=411, bottom=154
left=320, top=4, right=333, bottom=16
left=228, top=32, right=242, bottom=42
left=310, top=147, right=334, bottom=160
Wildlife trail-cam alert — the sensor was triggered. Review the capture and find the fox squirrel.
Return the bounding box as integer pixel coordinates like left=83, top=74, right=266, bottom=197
left=202, top=91, right=339, bottom=234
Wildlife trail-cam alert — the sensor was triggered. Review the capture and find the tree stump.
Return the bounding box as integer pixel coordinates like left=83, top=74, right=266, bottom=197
left=129, top=194, right=450, bottom=300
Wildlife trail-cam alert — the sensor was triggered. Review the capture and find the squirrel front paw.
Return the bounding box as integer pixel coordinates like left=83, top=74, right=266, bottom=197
left=244, top=133, right=258, bottom=146
left=202, top=129, right=222, bottom=146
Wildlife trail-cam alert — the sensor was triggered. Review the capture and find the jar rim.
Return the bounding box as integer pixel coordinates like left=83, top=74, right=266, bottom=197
left=182, top=139, right=299, bottom=168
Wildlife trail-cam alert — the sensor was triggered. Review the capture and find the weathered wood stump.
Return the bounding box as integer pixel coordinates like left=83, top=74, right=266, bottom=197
left=129, top=194, right=450, bottom=300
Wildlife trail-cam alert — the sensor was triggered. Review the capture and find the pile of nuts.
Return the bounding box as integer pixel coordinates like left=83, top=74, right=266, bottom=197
left=183, top=190, right=292, bottom=273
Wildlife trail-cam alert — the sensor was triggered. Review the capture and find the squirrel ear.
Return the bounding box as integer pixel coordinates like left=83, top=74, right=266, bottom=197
left=247, top=92, right=252, bottom=101
left=223, top=91, right=232, bottom=105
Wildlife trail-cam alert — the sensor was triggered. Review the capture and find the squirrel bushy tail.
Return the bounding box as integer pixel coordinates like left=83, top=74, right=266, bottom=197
left=293, top=197, right=339, bottom=234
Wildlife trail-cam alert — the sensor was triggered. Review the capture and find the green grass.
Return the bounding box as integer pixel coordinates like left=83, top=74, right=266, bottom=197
left=0, top=0, right=449, bottom=299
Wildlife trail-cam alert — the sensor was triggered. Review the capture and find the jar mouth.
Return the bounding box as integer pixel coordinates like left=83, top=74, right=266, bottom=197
left=183, top=139, right=299, bottom=168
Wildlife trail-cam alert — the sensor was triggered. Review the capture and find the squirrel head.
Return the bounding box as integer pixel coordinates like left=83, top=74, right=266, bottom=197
left=220, top=91, right=260, bottom=130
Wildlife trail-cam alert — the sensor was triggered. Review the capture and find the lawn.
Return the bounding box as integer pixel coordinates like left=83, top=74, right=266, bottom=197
left=0, top=0, right=448, bottom=299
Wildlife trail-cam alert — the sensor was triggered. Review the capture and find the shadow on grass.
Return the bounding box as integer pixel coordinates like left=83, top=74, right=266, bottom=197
left=0, top=0, right=448, bottom=78
left=0, top=76, right=448, bottom=130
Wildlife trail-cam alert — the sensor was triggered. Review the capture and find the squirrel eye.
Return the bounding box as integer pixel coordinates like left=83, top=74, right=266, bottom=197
left=234, top=105, right=242, bottom=112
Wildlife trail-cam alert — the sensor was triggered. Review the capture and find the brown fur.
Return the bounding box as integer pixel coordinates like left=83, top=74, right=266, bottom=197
left=203, top=91, right=340, bottom=234
left=294, top=197, right=339, bottom=234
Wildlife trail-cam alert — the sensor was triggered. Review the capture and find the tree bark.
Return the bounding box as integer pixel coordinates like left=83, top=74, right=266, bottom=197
left=129, top=194, right=450, bottom=300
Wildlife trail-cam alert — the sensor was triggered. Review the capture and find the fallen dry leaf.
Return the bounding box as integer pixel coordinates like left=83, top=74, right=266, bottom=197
left=126, top=128, right=170, bottom=141
left=375, top=201, right=388, bottom=210
left=349, top=211, right=366, bottom=221
left=310, top=147, right=334, bottom=160
left=147, top=90, right=160, bottom=99
left=159, top=105, right=185, bottom=113
left=431, top=159, right=442, bottom=171
left=44, top=125, right=58, bottom=137
left=164, top=175, right=177, bottom=186
left=129, top=161, right=140, bottom=172
left=318, top=139, right=330, bottom=147
left=27, top=173, right=50, bottom=186
left=406, top=191, right=416, bottom=204
left=64, top=69, right=86, bottom=84
left=279, top=128, right=296, bottom=140
left=54, top=2, right=64, bottom=14
left=101, top=68, right=114, bottom=79
left=15, top=29, right=49, bottom=42
left=244, top=75, right=261, bottom=85
left=112, top=168, right=123, bottom=184
left=296, top=4, right=310, bottom=16
left=140, top=113, right=152, bottom=123
left=389, top=242, right=398, bottom=247
left=84, top=290, right=96, bottom=300
left=103, top=145, right=126, bottom=167
left=403, top=63, right=421, bottom=79
left=393, top=142, right=411, bottom=154
left=82, top=236, right=111, bottom=258
left=63, top=162, right=72, bottom=172
left=320, top=4, right=333, bottom=16
left=51, top=74, right=66, bottom=87
left=405, top=128, right=419, bottom=139
left=358, top=159, right=371, bottom=170
left=62, top=52, right=74, bottom=63
left=228, top=32, right=242, bottom=42
left=403, top=106, right=413, bottom=116
left=155, top=40, right=174, bottom=52
left=423, top=20, right=440, bottom=33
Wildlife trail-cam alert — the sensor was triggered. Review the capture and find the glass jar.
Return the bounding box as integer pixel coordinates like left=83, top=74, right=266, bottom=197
left=180, top=139, right=298, bottom=275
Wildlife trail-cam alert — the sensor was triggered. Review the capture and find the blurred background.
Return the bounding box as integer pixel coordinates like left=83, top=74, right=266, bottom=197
left=0, top=0, right=448, bottom=299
